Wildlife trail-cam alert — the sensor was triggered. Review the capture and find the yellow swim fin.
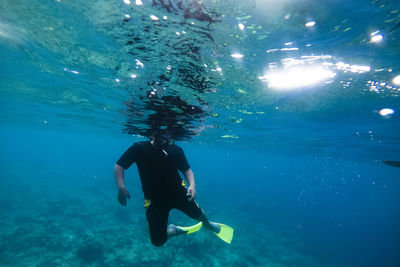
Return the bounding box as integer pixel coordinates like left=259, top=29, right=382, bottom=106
left=176, top=222, right=203, bottom=234
left=214, top=223, right=234, bottom=244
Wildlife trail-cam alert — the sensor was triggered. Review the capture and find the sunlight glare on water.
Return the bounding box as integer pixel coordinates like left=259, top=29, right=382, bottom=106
left=0, top=0, right=399, bottom=155
left=259, top=66, right=336, bottom=90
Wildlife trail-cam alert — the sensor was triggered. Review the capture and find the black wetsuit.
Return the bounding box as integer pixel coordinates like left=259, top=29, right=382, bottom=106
left=117, top=141, right=202, bottom=246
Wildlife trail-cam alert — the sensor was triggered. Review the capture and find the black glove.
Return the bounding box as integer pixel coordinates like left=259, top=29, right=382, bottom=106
left=118, top=187, right=131, bottom=206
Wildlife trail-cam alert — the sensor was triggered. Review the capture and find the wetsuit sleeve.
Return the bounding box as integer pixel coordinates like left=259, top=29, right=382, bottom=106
left=116, top=144, right=140, bottom=169
left=175, top=147, right=190, bottom=173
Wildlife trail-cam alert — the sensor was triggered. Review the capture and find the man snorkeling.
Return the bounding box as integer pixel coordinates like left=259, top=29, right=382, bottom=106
left=114, top=133, right=233, bottom=246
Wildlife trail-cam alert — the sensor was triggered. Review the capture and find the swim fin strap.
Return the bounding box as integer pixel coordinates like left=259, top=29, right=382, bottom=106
left=176, top=222, right=203, bottom=234
left=213, top=223, right=234, bottom=244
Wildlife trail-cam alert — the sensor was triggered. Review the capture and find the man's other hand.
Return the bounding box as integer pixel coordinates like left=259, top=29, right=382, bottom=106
left=118, top=187, right=131, bottom=206
left=187, top=185, right=196, bottom=201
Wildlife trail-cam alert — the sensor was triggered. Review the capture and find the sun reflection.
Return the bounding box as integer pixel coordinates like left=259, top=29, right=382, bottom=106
left=366, top=79, right=400, bottom=95
left=259, top=66, right=336, bottom=90
left=261, top=46, right=398, bottom=94
left=281, top=48, right=298, bottom=51
left=379, top=108, right=394, bottom=117
left=371, top=35, right=383, bottom=43
left=211, top=67, right=222, bottom=73
left=305, top=21, right=316, bottom=27
left=63, top=68, right=79, bottom=75
left=266, top=47, right=298, bottom=53
left=231, top=53, right=243, bottom=58
left=123, top=0, right=131, bottom=5
left=135, top=59, right=144, bottom=68
left=150, top=15, right=159, bottom=21
left=136, top=0, right=142, bottom=5
left=370, top=31, right=383, bottom=43
left=262, top=49, right=375, bottom=91
left=392, top=75, right=400, bottom=85
left=335, top=62, right=370, bottom=73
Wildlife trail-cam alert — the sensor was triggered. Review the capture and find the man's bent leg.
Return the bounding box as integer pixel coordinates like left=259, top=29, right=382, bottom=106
left=195, top=209, right=221, bottom=233
left=146, top=202, right=169, bottom=247
left=174, top=188, right=220, bottom=233
left=167, top=224, right=185, bottom=239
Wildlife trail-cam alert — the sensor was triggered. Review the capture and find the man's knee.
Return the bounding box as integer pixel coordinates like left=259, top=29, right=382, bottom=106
left=151, top=237, right=167, bottom=247
left=195, top=208, right=206, bottom=221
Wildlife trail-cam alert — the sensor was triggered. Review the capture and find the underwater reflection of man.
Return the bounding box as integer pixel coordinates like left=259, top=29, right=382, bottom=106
left=113, top=134, right=233, bottom=246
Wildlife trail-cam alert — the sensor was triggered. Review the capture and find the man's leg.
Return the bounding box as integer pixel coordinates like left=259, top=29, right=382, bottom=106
left=195, top=208, right=221, bottom=233
left=175, top=197, right=221, bottom=233
left=167, top=211, right=218, bottom=238
left=173, top=187, right=221, bottom=234
left=166, top=224, right=186, bottom=238
left=146, top=202, right=169, bottom=247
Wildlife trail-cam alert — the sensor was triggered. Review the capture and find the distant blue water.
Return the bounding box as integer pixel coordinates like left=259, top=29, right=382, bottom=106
left=1, top=125, right=399, bottom=266
left=1, top=0, right=400, bottom=266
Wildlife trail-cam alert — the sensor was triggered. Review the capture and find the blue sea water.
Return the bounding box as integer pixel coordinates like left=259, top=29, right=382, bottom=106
left=1, top=0, right=400, bottom=266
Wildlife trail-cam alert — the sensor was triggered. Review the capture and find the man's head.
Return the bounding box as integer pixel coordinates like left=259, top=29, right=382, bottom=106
left=151, top=132, right=175, bottom=153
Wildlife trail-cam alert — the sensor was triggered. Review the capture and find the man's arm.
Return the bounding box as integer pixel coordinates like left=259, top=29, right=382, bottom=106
left=183, top=168, right=196, bottom=201
left=114, top=164, right=131, bottom=206
left=114, top=164, right=126, bottom=188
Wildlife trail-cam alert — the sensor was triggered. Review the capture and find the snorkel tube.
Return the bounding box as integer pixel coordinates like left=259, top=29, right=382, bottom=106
left=152, top=132, right=175, bottom=157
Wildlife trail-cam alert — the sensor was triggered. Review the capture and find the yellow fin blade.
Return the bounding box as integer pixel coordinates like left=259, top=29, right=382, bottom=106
left=176, top=222, right=203, bottom=234
left=214, top=223, right=234, bottom=244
